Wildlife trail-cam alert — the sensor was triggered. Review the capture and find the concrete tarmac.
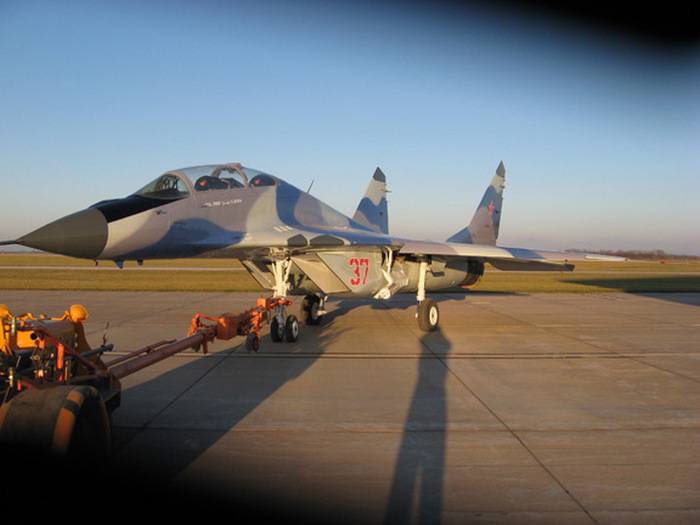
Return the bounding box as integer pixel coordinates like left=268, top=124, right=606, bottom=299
left=2, top=290, right=699, bottom=524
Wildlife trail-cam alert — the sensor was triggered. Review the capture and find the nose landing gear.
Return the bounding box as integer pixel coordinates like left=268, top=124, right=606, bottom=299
left=270, top=313, right=299, bottom=344
left=284, top=315, right=300, bottom=342
left=263, top=258, right=300, bottom=349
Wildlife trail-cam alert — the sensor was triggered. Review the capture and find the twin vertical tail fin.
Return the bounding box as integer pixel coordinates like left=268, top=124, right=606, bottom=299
left=447, top=161, right=506, bottom=245
left=353, top=167, right=389, bottom=235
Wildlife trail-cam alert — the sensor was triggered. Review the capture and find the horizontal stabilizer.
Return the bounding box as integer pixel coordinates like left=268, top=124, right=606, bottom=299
left=582, top=254, right=628, bottom=262
left=0, top=240, right=18, bottom=246
left=488, top=259, right=574, bottom=272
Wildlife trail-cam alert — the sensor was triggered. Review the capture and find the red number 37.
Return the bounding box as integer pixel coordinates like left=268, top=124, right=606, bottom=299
left=349, top=258, right=369, bottom=286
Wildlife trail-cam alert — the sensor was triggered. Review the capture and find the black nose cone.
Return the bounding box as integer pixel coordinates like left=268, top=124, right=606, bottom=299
left=19, top=208, right=108, bottom=259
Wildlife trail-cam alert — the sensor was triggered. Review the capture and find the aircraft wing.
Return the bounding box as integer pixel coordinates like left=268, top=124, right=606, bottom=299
left=397, top=240, right=626, bottom=271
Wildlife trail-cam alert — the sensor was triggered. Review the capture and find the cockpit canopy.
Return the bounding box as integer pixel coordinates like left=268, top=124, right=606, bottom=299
left=132, top=163, right=277, bottom=200
left=134, top=173, right=190, bottom=200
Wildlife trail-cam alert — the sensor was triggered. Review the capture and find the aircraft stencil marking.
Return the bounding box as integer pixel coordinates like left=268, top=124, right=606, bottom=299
left=349, top=257, right=370, bottom=287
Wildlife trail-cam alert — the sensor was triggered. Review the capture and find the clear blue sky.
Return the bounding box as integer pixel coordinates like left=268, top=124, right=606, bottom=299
left=1, top=1, right=698, bottom=253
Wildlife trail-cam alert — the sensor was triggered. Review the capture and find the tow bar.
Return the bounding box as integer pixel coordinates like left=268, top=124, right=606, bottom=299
left=0, top=297, right=297, bottom=459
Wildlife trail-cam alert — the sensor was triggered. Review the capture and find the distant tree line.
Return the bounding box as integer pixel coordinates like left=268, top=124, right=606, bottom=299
left=569, top=249, right=699, bottom=261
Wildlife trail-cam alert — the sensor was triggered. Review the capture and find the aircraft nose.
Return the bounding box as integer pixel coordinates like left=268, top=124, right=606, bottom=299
left=18, top=208, right=108, bottom=259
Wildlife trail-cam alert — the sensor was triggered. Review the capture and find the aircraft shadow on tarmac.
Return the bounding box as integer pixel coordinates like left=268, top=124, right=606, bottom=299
left=383, top=328, right=450, bottom=525
left=324, top=297, right=457, bottom=522
left=567, top=276, right=700, bottom=307
left=109, top=296, right=465, bottom=523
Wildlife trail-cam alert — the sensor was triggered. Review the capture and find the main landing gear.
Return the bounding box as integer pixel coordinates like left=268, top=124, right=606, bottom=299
left=302, top=293, right=327, bottom=326
left=415, top=259, right=439, bottom=332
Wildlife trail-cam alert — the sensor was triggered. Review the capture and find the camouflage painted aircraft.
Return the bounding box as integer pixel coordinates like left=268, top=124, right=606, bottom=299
left=1, top=162, right=621, bottom=341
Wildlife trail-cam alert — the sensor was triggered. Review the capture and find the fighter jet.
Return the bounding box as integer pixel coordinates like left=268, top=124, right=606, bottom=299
left=1, top=162, right=620, bottom=333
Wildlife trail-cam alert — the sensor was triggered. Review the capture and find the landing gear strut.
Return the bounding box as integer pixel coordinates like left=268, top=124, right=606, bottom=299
left=267, top=258, right=299, bottom=348
left=415, top=259, right=439, bottom=332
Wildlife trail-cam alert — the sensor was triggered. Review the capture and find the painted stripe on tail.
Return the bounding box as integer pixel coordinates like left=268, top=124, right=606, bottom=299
left=353, top=167, right=389, bottom=235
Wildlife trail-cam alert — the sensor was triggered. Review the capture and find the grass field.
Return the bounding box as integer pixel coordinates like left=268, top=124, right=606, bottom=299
left=1, top=253, right=699, bottom=293
left=0, top=253, right=243, bottom=268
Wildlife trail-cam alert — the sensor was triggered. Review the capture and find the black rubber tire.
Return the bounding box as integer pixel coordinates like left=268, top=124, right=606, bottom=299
left=284, top=315, right=300, bottom=342
left=270, top=316, right=284, bottom=342
left=302, top=294, right=321, bottom=326
left=0, top=385, right=111, bottom=464
left=417, top=299, right=439, bottom=332
left=245, top=332, right=260, bottom=352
